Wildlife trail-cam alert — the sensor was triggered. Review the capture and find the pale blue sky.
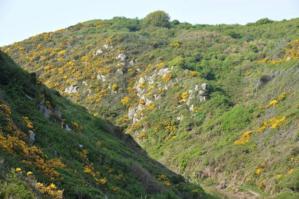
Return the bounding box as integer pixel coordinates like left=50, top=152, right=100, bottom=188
left=0, top=0, right=298, bottom=46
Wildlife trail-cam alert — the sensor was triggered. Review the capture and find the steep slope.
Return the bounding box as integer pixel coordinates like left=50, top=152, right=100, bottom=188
left=0, top=51, right=207, bottom=198
left=2, top=13, right=299, bottom=198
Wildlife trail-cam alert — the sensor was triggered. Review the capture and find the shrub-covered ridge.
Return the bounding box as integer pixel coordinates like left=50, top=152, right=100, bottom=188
left=2, top=12, right=299, bottom=198
left=0, top=51, right=207, bottom=198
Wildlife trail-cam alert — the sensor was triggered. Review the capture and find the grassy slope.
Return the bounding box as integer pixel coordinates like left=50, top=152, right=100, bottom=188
left=0, top=51, right=207, bottom=198
left=2, top=16, right=299, bottom=198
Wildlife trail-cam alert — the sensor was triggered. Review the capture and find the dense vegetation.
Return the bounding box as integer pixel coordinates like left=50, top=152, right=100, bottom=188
left=1, top=11, right=299, bottom=198
left=0, top=52, right=207, bottom=198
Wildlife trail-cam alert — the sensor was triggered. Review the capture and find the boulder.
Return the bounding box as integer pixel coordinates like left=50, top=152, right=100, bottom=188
left=28, top=130, right=36, bottom=145
left=95, top=49, right=103, bottom=56
left=201, top=83, right=208, bottom=90
left=65, top=85, right=79, bottom=94
left=197, top=83, right=209, bottom=102
left=82, top=81, right=88, bottom=86
left=129, top=60, right=134, bottom=66
left=38, top=103, right=51, bottom=118
left=116, top=68, right=123, bottom=76
left=158, top=68, right=170, bottom=76
left=116, top=53, right=127, bottom=62
left=128, top=107, right=137, bottom=120
left=64, top=124, right=72, bottom=132
left=103, top=44, right=112, bottom=49
left=97, top=74, right=106, bottom=82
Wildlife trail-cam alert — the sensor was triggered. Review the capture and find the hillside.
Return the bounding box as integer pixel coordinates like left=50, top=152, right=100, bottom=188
left=0, top=51, right=207, bottom=198
left=2, top=12, right=299, bottom=198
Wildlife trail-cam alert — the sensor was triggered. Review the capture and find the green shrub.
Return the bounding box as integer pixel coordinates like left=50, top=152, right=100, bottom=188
left=255, top=18, right=274, bottom=25
left=227, top=31, right=242, bottom=39
left=220, top=105, right=253, bottom=133
left=143, top=11, right=170, bottom=28
left=0, top=171, right=34, bottom=199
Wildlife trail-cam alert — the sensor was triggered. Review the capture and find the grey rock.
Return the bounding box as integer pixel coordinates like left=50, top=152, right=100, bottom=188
left=64, top=124, right=72, bottom=132
left=116, top=53, right=127, bottom=62
left=64, top=85, right=79, bottom=94
left=28, top=130, right=36, bottom=144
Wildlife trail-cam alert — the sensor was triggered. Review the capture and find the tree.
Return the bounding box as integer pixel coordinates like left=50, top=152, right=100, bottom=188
left=143, top=11, right=170, bottom=28
left=255, top=18, right=274, bottom=25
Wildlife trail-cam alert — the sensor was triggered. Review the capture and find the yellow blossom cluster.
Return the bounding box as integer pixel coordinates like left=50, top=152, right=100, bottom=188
left=97, top=67, right=111, bottom=75
left=266, top=93, right=287, bottom=108
left=156, top=62, right=166, bottom=69
left=257, top=39, right=299, bottom=64
left=14, top=167, right=63, bottom=199
left=0, top=134, right=65, bottom=178
left=95, top=177, right=108, bottom=185
left=111, top=83, right=118, bottom=92
left=169, top=40, right=181, bottom=48
left=161, top=73, right=172, bottom=82
left=234, top=131, right=253, bottom=145
left=179, top=92, right=189, bottom=103
left=22, top=116, right=34, bottom=129
left=157, top=174, right=172, bottom=187
left=80, top=149, right=89, bottom=161
left=0, top=102, right=12, bottom=115
left=115, top=115, right=129, bottom=126
left=81, top=149, right=108, bottom=186
left=257, top=116, right=286, bottom=133
left=190, top=71, right=198, bottom=77
left=257, top=58, right=283, bottom=65
left=285, top=39, right=299, bottom=59
left=234, top=116, right=286, bottom=145
left=146, top=102, right=156, bottom=111
left=83, top=164, right=96, bottom=176
left=255, top=167, right=264, bottom=176
left=139, top=98, right=146, bottom=105
left=136, top=131, right=147, bottom=140
left=35, top=182, right=63, bottom=199
left=83, top=164, right=108, bottom=185
left=15, top=167, right=22, bottom=173
left=120, top=96, right=130, bottom=106
left=71, top=121, right=81, bottom=131
left=163, top=121, right=177, bottom=133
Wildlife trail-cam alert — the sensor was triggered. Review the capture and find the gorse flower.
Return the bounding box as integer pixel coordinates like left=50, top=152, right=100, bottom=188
left=34, top=182, right=63, bottom=199
left=15, top=167, right=22, bottom=173
left=179, top=92, right=189, bottom=103
left=22, top=116, right=34, bottom=129
left=0, top=134, right=65, bottom=178
left=26, top=171, right=33, bottom=176
left=234, top=116, right=286, bottom=144
left=49, top=183, right=57, bottom=190
left=266, top=93, right=287, bottom=108
left=96, top=177, right=107, bottom=185
left=111, top=83, right=118, bottom=91
left=255, top=167, right=263, bottom=176
left=234, top=131, right=252, bottom=145
left=161, top=72, right=172, bottom=82
left=120, top=96, right=130, bottom=106
left=268, top=99, right=278, bottom=108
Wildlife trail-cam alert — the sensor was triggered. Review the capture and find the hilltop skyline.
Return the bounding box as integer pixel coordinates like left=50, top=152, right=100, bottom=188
left=1, top=0, right=298, bottom=46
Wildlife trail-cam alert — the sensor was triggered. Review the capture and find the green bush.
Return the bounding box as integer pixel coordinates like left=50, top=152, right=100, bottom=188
left=143, top=11, right=170, bottom=28
left=0, top=171, right=34, bottom=199
left=255, top=18, right=274, bottom=25
left=220, top=105, right=253, bottom=133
